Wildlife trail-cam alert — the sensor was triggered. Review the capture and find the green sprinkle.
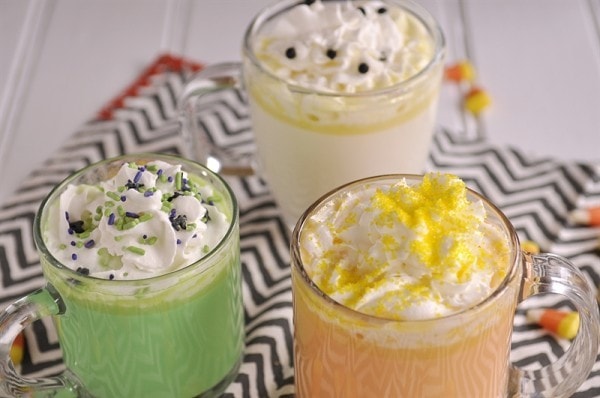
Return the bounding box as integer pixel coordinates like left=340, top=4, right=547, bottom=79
left=202, top=245, right=210, bottom=254
left=175, top=172, right=183, bottom=190
left=146, top=236, right=158, bottom=245
left=59, top=243, right=67, bottom=250
left=116, top=218, right=125, bottom=231
left=117, top=186, right=126, bottom=193
left=95, top=206, right=103, bottom=214
left=123, top=220, right=139, bottom=230
left=114, top=235, right=124, bottom=241
left=187, top=222, right=197, bottom=230
left=126, top=246, right=146, bottom=255
left=138, top=236, right=158, bottom=245
left=146, top=164, right=158, bottom=172
left=159, top=174, right=168, bottom=183
left=94, top=214, right=102, bottom=222
left=139, top=213, right=153, bottom=222
left=106, top=191, right=121, bottom=201
left=78, top=230, right=91, bottom=239
left=76, top=241, right=84, bottom=248
left=105, top=201, right=115, bottom=208
left=117, top=206, right=126, bottom=217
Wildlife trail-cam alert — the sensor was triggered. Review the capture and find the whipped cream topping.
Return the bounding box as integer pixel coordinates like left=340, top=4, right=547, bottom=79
left=253, top=0, right=435, bottom=93
left=299, top=173, right=510, bottom=320
left=44, top=160, right=230, bottom=280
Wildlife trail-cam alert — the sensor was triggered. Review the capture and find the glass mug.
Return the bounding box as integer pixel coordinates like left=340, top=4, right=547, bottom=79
left=290, top=175, right=600, bottom=398
left=0, top=154, right=244, bottom=398
left=180, top=0, right=446, bottom=228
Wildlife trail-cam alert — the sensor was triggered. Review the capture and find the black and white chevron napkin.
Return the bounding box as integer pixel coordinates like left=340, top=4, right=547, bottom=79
left=1, top=54, right=599, bottom=397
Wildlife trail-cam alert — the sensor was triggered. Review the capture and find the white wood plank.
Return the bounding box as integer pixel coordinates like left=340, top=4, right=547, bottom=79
left=466, top=0, right=600, bottom=161
left=0, top=0, right=169, bottom=203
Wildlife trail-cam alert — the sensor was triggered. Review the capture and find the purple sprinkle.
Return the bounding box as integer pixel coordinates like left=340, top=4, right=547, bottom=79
left=109, top=274, right=115, bottom=280
left=120, top=195, right=126, bottom=202
left=192, top=234, right=197, bottom=239
left=84, top=240, right=95, bottom=249
left=125, top=211, right=139, bottom=218
left=176, top=239, right=182, bottom=245
left=138, top=166, right=146, bottom=171
left=71, top=253, right=78, bottom=260
left=108, top=213, right=116, bottom=225
left=143, top=234, right=148, bottom=239
left=157, top=169, right=163, bottom=176
left=134, top=170, right=143, bottom=183
left=65, top=211, right=70, bottom=221
left=170, top=208, right=176, bottom=218
left=68, top=228, right=74, bottom=235
left=70, top=241, right=76, bottom=246
left=144, top=190, right=154, bottom=197
left=167, top=176, right=173, bottom=183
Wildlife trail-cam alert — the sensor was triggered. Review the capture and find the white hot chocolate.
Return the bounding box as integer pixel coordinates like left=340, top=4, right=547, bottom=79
left=245, top=0, right=445, bottom=226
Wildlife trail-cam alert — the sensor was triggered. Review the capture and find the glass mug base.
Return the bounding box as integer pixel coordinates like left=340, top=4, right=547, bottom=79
left=196, top=357, right=242, bottom=398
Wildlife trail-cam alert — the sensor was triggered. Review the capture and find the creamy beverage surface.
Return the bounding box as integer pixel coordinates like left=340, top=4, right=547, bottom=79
left=44, top=160, right=229, bottom=280
left=299, top=173, right=510, bottom=320
left=253, top=0, right=435, bottom=93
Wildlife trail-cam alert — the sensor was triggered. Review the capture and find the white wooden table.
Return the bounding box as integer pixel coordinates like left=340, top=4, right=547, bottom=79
left=1, top=0, right=600, bottom=206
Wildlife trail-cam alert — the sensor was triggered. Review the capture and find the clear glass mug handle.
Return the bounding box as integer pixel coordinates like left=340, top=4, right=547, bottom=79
left=179, top=62, right=255, bottom=177
left=0, top=285, right=82, bottom=397
left=511, top=252, right=600, bottom=397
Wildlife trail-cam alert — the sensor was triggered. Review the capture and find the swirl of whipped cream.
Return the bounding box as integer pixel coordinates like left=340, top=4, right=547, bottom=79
left=299, top=173, right=510, bottom=320
left=253, top=0, right=435, bottom=93
left=44, top=160, right=229, bottom=280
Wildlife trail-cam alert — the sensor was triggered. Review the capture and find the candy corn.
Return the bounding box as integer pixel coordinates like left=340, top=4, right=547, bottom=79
left=10, top=332, right=24, bottom=365
left=569, top=206, right=600, bottom=227
left=444, top=60, right=476, bottom=83
left=464, top=87, right=492, bottom=115
left=527, top=308, right=579, bottom=340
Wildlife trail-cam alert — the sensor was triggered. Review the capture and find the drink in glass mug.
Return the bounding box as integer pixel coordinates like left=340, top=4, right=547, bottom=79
left=0, top=154, right=244, bottom=398
left=291, top=173, right=600, bottom=397
left=180, top=0, right=445, bottom=227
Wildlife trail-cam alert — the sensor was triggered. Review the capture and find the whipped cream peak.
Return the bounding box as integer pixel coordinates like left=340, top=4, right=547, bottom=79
left=300, top=173, right=509, bottom=320
left=253, top=0, right=436, bottom=93
left=45, top=160, right=230, bottom=280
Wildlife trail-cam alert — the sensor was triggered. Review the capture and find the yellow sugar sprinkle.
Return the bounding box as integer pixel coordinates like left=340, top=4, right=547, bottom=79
left=371, top=173, right=486, bottom=284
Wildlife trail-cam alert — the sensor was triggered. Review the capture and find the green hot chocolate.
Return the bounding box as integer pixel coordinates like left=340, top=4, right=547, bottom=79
left=34, top=154, right=244, bottom=397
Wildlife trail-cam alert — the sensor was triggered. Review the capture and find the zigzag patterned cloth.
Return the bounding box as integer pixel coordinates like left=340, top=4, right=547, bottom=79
left=1, top=55, right=600, bottom=397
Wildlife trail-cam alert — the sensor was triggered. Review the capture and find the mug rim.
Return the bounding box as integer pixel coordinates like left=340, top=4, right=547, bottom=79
left=33, top=152, right=239, bottom=286
left=242, top=0, right=446, bottom=98
left=290, top=173, right=522, bottom=325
